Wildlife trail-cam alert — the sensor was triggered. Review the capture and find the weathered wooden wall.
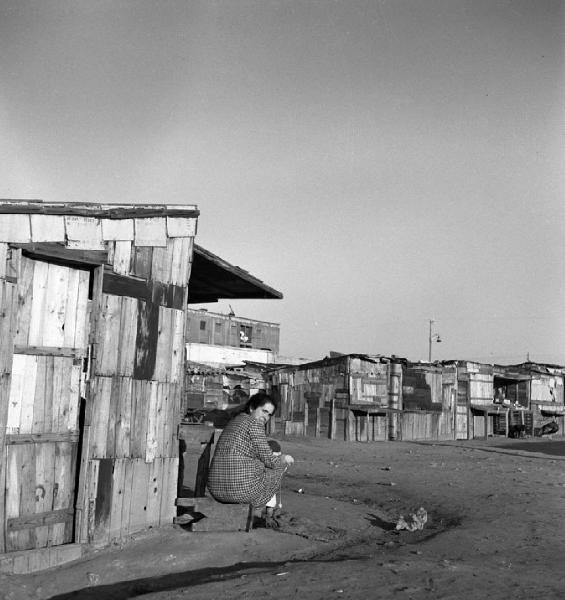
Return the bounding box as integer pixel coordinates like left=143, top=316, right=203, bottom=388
left=0, top=246, right=20, bottom=554
left=80, top=219, right=195, bottom=547
left=0, top=204, right=198, bottom=566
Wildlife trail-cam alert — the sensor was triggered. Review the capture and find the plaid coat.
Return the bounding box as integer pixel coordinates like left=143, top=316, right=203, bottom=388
left=207, top=413, right=286, bottom=508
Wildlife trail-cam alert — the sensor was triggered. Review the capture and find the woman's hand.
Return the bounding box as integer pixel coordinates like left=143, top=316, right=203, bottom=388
left=282, top=454, right=294, bottom=466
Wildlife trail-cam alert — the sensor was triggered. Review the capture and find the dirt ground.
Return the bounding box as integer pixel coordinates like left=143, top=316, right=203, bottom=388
left=3, top=435, right=565, bottom=600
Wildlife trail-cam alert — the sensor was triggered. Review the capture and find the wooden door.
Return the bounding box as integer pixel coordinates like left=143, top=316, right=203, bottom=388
left=4, top=257, right=90, bottom=551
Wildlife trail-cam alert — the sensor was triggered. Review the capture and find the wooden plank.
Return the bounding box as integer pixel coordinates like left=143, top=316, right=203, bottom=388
left=7, top=508, right=73, bottom=531
left=105, top=376, right=118, bottom=459
left=6, top=432, right=80, bottom=444
left=73, top=423, right=91, bottom=544
left=95, top=294, right=122, bottom=376
left=6, top=354, right=28, bottom=433
left=0, top=201, right=198, bottom=219
left=33, top=441, right=54, bottom=548
left=160, top=383, right=171, bottom=458
left=17, top=355, right=39, bottom=434
left=42, top=357, right=54, bottom=435
left=109, top=459, right=126, bottom=543
left=151, top=242, right=171, bottom=284
left=31, top=356, right=47, bottom=434
left=146, top=457, right=163, bottom=528
left=51, top=356, right=68, bottom=433
left=84, top=457, right=99, bottom=544
left=133, top=299, right=159, bottom=380
left=43, top=263, right=70, bottom=347
left=92, top=458, right=113, bottom=547
left=128, top=459, right=148, bottom=534
left=67, top=362, right=82, bottom=432
left=13, top=257, right=34, bottom=346
left=74, top=269, right=91, bottom=351
left=120, top=458, right=135, bottom=535
left=5, top=447, right=20, bottom=551
left=64, top=216, right=104, bottom=250
left=112, top=241, right=132, bottom=275
left=50, top=441, right=75, bottom=545
left=145, top=381, right=160, bottom=463
left=89, top=376, right=113, bottom=458
left=0, top=214, right=31, bottom=243
left=134, top=217, right=167, bottom=247
left=13, top=345, right=86, bottom=358
left=170, top=309, right=185, bottom=383
left=117, top=297, right=137, bottom=377
left=169, top=238, right=184, bottom=286
left=17, top=444, right=36, bottom=550
left=171, top=383, right=183, bottom=444
left=160, top=457, right=178, bottom=526
left=28, top=260, right=49, bottom=346
left=130, top=379, right=148, bottom=458
left=184, top=238, right=194, bottom=285
left=154, top=306, right=173, bottom=382
left=101, top=219, right=134, bottom=242
left=0, top=242, right=6, bottom=278
left=130, top=246, right=153, bottom=279
left=166, top=217, right=197, bottom=238
left=62, top=268, right=80, bottom=348
left=30, top=215, right=65, bottom=243
left=114, top=377, right=132, bottom=458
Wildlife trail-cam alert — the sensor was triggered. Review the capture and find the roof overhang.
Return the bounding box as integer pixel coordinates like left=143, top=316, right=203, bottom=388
left=187, top=244, right=283, bottom=303
left=9, top=240, right=283, bottom=304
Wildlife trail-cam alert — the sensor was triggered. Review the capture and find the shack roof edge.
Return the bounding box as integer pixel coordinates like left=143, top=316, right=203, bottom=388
left=0, top=199, right=199, bottom=219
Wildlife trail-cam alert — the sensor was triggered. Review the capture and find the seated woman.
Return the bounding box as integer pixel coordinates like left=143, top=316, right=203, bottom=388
left=207, top=392, right=294, bottom=519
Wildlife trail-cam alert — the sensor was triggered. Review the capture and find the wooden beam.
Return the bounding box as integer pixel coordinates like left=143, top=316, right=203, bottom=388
left=102, top=269, right=185, bottom=310
left=13, top=345, right=86, bottom=359
left=0, top=201, right=199, bottom=220
left=13, top=243, right=107, bottom=268
left=7, top=508, right=74, bottom=532
left=5, top=432, right=80, bottom=445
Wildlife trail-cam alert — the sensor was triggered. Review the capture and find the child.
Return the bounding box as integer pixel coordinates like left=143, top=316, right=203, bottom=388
left=265, top=439, right=283, bottom=526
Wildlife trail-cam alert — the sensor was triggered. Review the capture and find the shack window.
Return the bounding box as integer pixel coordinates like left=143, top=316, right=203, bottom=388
left=200, top=320, right=206, bottom=331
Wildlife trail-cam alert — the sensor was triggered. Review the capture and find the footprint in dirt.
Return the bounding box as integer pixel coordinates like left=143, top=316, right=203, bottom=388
left=266, top=513, right=348, bottom=542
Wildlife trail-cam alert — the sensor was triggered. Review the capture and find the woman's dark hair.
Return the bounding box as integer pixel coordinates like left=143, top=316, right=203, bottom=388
left=244, top=391, right=278, bottom=413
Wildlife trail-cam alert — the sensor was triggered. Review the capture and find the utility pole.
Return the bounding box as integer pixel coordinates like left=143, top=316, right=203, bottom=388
left=428, top=319, right=442, bottom=362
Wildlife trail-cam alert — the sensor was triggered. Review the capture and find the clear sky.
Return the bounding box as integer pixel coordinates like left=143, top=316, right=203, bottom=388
left=1, top=0, right=564, bottom=364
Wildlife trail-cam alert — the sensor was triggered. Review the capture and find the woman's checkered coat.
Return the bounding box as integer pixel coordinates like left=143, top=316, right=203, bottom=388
left=207, top=413, right=286, bottom=508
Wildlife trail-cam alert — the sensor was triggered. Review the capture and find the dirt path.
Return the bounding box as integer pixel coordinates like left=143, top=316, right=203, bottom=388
left=3, top=436, right=565, bottom=599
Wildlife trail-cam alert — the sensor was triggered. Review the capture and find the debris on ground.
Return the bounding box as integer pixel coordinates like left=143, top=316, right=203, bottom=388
left=396, top=507, right=428, bottom=532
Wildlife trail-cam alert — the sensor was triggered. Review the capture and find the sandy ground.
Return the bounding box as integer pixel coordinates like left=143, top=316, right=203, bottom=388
left=3, top=435, right=565, bottom=600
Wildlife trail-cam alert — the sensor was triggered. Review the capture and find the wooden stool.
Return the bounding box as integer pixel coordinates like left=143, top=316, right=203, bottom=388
left=175, top=497, right=254, bottom=532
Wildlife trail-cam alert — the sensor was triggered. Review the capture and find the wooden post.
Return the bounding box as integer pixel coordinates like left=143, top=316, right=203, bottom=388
left=304, top=403, right=309, bottom=437
left=366, top=412, right=371, bottom=442
left=346, top=410, right=355, bottom=442
left=388, top=361, right=402, bottom=441
left=0, top=271, right=19, bottom=553
left=315, top=407, right=321, bottom=438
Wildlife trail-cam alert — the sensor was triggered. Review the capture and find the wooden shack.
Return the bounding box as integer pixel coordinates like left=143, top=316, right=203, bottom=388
left=0, top=200, right=286, bottom=572
left=0, top=200, right=198, bottom=572
left=400, top=362, right=454, bottom=441
left=494, top=362, right=565, bottom=435
left=268, top=354, right=398, bottom=441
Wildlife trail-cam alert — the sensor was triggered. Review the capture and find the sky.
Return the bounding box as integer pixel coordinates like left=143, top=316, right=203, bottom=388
left=1, top=0, right=564, bottom=364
